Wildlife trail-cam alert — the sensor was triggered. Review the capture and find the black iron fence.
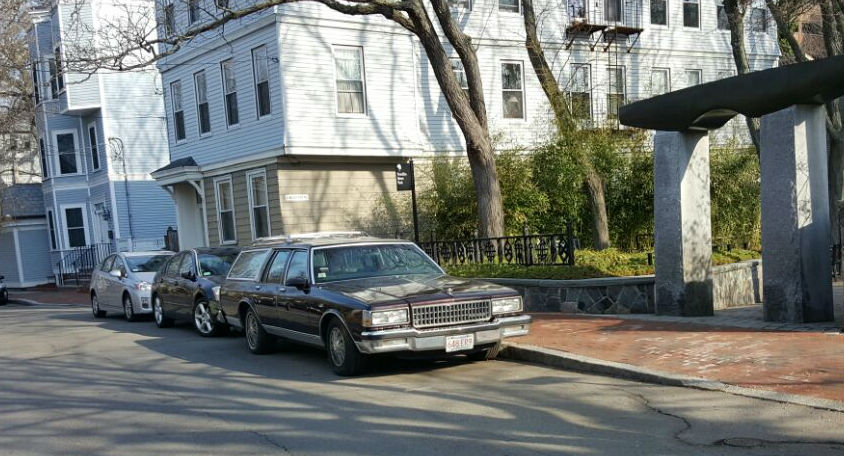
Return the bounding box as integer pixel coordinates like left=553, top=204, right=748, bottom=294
left=55, top=242, right=114, bottom=287
left=418, top=228, right=576, bottom=267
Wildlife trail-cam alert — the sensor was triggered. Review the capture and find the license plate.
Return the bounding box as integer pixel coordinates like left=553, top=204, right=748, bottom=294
left=445, top=334, right=475, bottom=353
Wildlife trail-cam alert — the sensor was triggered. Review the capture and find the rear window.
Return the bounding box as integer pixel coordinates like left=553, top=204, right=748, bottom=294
left=228, top=249, right=270, bottom=280
left=125, top=255, right=172, bottom=273
left=198, top=252, right=239, bottom=277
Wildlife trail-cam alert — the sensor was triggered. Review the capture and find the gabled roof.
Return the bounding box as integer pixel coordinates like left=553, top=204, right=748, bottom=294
left=0, top=184, right=45, bottom=219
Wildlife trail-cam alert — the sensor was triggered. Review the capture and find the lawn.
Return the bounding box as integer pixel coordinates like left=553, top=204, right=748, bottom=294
left=445, top=248, right=760, bottom=280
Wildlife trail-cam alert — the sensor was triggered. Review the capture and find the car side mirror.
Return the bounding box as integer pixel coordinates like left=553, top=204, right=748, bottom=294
left=181, top=271, right=196, bottom=281
left=109, top=269, right=122, bottom=278
left=285, top=276, right=310, bottom=291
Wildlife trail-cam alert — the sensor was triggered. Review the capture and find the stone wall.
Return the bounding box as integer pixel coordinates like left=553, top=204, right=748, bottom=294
left=487, top=260, right=762, bottom=314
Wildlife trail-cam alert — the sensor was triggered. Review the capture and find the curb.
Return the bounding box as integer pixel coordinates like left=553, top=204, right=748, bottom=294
left=501, top=343, right=844, bottom=413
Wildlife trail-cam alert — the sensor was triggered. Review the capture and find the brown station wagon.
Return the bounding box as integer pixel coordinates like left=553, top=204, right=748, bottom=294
left=218, top=233, right=531, bottom=375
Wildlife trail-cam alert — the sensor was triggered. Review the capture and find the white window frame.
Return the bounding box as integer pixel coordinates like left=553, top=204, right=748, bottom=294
left=163, top=3, right=175, bottom=35
left=567, top=63, right=592, bottom=120
left=213, top=175, right=237, bottom=245
left=87, top=122, right=100, bottom=171
left=606, top=65, right=626, bottom=120
left=651, top=67, right=670, bottom=96
left=53, top=46, right=65, bottom=95
left=682, top=0, right=700, bottom=28
left=650, top=0, right=668, bottom=26
left=252, top=45, right=272, bottom=119
left=450, top=57, right=469, bottom=93
left=39, top=138, right=49, bottom=178
left=52, top=129, right=81, bottom=176
left=188, top=0, right=200, bottom=25
left=716, top=0, right=729, bottom=31
left=194, top=70, right=211, bottom=136
left=750, top=7, right=768, bottom=33
left=32, top=62, right=41, bottom=105
left=170, top=80, right=186, bottom=143
left=221, top=59, right=240, bottom=127
left=60, top=204, right=89, bottom=249
left=246, top=169, right=272, bottom=240
left=685, top=69, right=703, bottom=87
left=448, top=0, right=472, bottom=12
left=501, top=60, right=526, bottom=120
left=499, top=0, right=520, bottom=14
left=332, top=45, right=368, bottom=117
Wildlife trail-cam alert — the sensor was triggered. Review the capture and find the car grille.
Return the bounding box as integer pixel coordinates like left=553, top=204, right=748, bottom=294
left=411, top=300, right=492, bottom=329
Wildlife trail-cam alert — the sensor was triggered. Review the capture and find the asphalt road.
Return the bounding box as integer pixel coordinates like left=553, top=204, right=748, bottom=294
left=1, top=303, right=842, bottom=456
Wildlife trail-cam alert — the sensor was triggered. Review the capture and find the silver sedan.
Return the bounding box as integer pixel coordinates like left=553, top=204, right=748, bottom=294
left=89, top=251, right=174, bottom=321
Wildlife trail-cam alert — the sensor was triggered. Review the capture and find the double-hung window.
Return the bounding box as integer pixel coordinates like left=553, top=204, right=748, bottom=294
left=64, top=207, right=87, bottom=248
left=188, top=0, right=200, bottom=24
left=567, top=64, right=591, bottom=120
left=221, top=60, right=239, bottom=126
left=450, top=58, right=469, bottom=95
left=194, top=71, right=211, bottom=135
left=48, top=59, right=59, bottom=98
left=88, top=124, right=100, bottom=170
left=53, top=46, right=65, bottom=95
left=32, top=63, right=40, bottom=104
left=499, top=0, right=519, bottom=13
left=501, top=61, right=525, bottom=119
left=750, top=7, right=767, bottom=32
left=247, top=170, right=271, bottom=239
left=686, top=69, right=702, bottom=87
left=47, top=210, right=57, bottom=250
left=448, top=0, right=472, bottom=12
left=683, top=0, right=699, bottom=27
left=55, top=132, right=78, bottom=175
left=650, top=0, right=667, bottom=25
left=171, top=81, right=186, bottom=141
left=605, top=0, right=621, bottom=22
left=163, top=3, right=175, bottom=35
left=215, top=177, right=236, bottom=244
left=716, top=0, right=729, bottom=30
left=333, top=46, right=366, bottom=115
left=651, top=68, right=670, bottom=96
left=569, top=0, right=586, bottom=18
left=252, top=46, right=271, bottom=118
left=607, top=66, right=626, bottom=119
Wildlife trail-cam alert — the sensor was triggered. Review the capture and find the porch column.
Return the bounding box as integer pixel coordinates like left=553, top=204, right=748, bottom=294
left=761, top=105, right=834, bottom=323
left=653, top=130, right=714, bottom=316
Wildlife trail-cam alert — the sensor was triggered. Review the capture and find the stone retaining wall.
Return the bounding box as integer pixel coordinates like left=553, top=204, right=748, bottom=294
left=487, top=260, right=762, bottom=314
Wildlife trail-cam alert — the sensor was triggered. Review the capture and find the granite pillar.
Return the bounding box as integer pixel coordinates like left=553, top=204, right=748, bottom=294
left=761, top=105, right=834, bottom=323
left=653, top=130, right=714, bottom=316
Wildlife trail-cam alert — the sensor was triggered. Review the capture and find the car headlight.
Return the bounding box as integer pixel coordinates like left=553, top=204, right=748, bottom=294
left=491, top=296, right=522, bottom=315
left=211, top=286, right=221, bottom=302
left=363, top=309, right=409, bottom=327
left=135, top=281, right=151, bottom=292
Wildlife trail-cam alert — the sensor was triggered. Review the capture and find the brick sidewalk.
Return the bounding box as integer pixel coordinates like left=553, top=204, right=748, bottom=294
left=513, top=313, right=844, bottom=403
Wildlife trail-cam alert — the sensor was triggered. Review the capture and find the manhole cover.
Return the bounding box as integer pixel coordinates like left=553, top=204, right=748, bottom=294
left=720, top=438, right=764, bottom=448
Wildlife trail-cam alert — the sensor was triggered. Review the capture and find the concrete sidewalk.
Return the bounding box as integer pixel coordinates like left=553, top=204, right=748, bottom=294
left=7, top=288, right=90, bottom=306
left=506, top=312, right=844, bottom=411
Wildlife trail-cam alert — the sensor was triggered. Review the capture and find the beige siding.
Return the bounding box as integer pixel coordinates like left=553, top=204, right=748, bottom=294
left=204, top=162, right=283, bottom=246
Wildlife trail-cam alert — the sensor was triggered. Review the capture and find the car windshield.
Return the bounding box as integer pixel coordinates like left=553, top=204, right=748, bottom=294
left=125, top=255, right=172, bottom=273
left=198, top=253, right=239, bottom=277
left=313, top=244, right=442, bottom=283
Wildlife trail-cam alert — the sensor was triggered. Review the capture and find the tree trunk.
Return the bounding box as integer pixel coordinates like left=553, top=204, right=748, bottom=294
left=724, top=0, right=762, bottom=154
left=466, top=141, right=506, bottom=239
left=521, top=0, right=611, bottom=249
left=585, top=169, right=611, bottom=250
left=828, top=135, right=843, bottom=247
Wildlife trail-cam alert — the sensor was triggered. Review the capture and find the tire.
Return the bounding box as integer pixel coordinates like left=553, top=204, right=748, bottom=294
left=467, top=342, right=502, bottom=361
left=153, top=296, right=174, bottom=328
left=91, top=293, right=106, bottom=318
left=193, top=299, right=223, bottom=337
left=326, top=318, right=366, bottom=376
left=244, top=307, right=274, bottom=354
left=123, top=294, right=138, bottom=322
left=0, top=289, right=7, bottom=306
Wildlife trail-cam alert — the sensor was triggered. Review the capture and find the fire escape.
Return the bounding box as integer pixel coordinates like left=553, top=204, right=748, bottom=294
left=565, top=0, right=644, bottom=52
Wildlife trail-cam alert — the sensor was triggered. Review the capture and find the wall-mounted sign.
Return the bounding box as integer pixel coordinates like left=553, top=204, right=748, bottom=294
left=396, top=162, right=413, bottom=191
left=284, top=194, right=309, bottom=202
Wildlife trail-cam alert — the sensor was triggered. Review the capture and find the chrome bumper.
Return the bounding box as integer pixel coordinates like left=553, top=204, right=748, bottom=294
left=356, top=314, right=531, bottom=354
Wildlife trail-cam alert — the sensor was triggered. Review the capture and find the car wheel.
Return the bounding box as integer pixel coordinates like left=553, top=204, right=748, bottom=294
left=326, top=319, right=366, bottom=376
left=123, top=294, right=138, bottom=322
left=244, top=308, right=274, bottom=354
left=193, top=300, right=222, bottom=337
left=153, top=296, right=174, bottom=328
left=0, top=289, right=7, bottom=306
left=91, top=293, right=106, bottom=318
left=467, top=342, right=502, bottom=361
